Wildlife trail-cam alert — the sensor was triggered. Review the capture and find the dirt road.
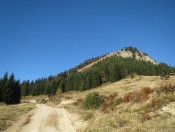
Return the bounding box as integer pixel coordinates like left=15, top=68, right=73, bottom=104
left=6, top=101, right=86, bottom=132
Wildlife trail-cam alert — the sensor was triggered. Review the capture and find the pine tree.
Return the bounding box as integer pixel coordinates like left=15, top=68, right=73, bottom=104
left=4, top=74, right=16, bottom=104
left=14, top=80, right=21, bottom=104
left=1, top=73, right=8, bottom=103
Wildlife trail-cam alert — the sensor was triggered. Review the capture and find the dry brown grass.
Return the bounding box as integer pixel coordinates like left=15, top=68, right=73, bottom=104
left=63, top=75, right=175, bottom=131
left=123, top=87, right=154, bottom=103
left=156, top=82, right=175, bottom=94
left=0, top=103, right=35, bottom=131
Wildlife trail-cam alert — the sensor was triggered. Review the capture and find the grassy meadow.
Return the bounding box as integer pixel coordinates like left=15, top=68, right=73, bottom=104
left=62, top=75, right=175, bottom=131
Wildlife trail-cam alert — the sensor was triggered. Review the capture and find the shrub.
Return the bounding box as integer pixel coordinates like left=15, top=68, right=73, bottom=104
left=123, top=91, right=140, bottom=103
left=108, top=93, right=117, bottom=103
left=140, top=87, right=154, bottom=95
left=123, top=87, right=153, bottom=103
left=100, top=94, right=119, bottom=112
left=82, top=92, right=104, bottom=110
left=100, top=102, right=111, bottom=112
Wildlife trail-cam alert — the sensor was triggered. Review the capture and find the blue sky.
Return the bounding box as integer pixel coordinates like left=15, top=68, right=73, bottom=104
left=0, top=0, right=175, bottom=81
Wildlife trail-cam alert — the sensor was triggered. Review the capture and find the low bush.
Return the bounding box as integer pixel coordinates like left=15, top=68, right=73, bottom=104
left=123, top=87, right=153, bottom=103
left=100, top=102, right=112, bottom=112
left=82, top=92, right=104, bottom=110
left=100, top=93, right=119, bottom=112
left=123, top=91, right=140, bottom=103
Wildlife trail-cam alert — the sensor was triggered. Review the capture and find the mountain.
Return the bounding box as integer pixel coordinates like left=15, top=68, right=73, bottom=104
left=21, top=46, right=175, bottom=96
left=77, top=46, right=157, bottom=72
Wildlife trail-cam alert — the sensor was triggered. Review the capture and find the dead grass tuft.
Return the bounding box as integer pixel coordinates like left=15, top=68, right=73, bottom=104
left=100, top=93, right=119, bottom=113
left=140, top=112, right=151, bottom=123
left=123, top=87, right=153, bottom=103
left=156, top=82, right=175, bottom=94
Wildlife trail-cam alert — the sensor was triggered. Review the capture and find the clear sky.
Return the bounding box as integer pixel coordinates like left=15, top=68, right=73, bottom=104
left=0, top=0, right=175, bottom=81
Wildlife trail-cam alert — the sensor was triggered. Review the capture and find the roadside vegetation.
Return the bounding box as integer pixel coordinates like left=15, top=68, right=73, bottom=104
left=0, top=103, right=35, bottom=131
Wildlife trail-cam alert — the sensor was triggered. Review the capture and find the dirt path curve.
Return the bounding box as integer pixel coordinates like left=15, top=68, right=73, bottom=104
left=6, top=100, right=86, bottom=132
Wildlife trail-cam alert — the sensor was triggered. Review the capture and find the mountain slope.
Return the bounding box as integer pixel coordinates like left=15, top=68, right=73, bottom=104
left=63, top=75, right=175, bottom=132
left=21, top=46, right=175, bottom=97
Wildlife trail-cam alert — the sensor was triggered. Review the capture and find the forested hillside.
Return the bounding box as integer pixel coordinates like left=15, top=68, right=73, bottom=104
left=21, top=47, right=175, bottom=96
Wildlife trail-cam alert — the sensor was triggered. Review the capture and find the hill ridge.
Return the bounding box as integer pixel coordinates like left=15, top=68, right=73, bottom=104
left=77, top=46, right=157, bottom=72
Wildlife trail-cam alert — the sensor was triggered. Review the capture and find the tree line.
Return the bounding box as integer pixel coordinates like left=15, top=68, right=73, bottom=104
left=21, top=55, right=175, bottom=96
left=0, top=73, right=21, bottom=105
left=2, top=47, right=175, bottom=104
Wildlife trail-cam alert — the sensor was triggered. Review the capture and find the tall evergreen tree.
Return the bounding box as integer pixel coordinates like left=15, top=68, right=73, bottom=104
left=0, top=73, right=21, bottom=104
left=1, top=73, right=8, bottom=103
left=14, top=80, right=21, bottom=104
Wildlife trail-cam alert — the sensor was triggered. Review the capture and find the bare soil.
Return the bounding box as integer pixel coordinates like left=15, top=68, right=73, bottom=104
left=6, top=100, right=86, bottom=132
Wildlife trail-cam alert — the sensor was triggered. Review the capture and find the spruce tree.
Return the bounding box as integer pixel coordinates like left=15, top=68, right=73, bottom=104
left=4, top=74, right=15, bottom=104
left=1, top=73, right=8, bottom=103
